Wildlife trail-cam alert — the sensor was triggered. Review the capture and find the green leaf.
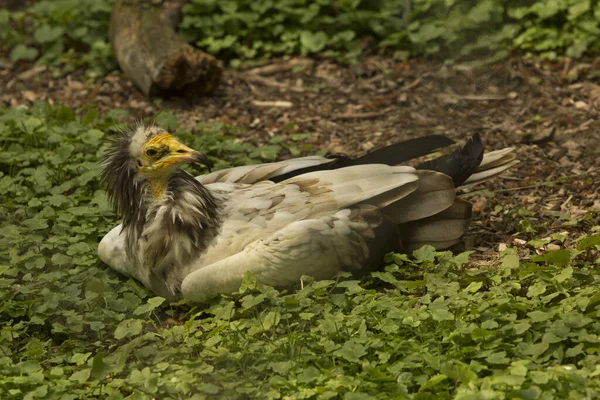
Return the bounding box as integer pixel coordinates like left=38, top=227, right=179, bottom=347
left=569, top=0, right=590, bottom=19
left=18, top=360, right=42, bottom=374
left=23, top=384, right=47, bottom=399
left=577, top=233, right=600, bottom=250
left=419, top=374, right=448, bottom=391
left=300, top=30, right=329, bottom=53
left=471, top=328, right=494, bottom=339
left=51, top=253, right=71, bottom=266
left=105, top=108, right=130, bottom=120
left=69, top=368, right=91, bottom=384
left=565, top=343, right=584, bottom=358
left=34, top=24, right=65, bottom=44
left=529, top=370, right=550, bottom=384
left=71, top=352, right=92, bottom=365
left=344, top=393, right=375, bottom=400
left=114, top=319, right=143, bottom=339
left=440, top=362, right=477, bottom=383
left=531, top=249, right=573, bottom=267
left=486, top=351, right=510, bottom=364
left=199, top=383, right=221, bottom=394
left=10, top=44, right=39, bottom=62
left=512, top=322, right=531, bottom=335
left=67, top=242, right=90, bottom=256
left=465, top=281, right=483, bottom=293
left=133, top=297, right=165, bottom=315
left=528, top=238, right=550, bottom=248
left=554, top=266, right=573, bottom=283
left=262, top=311, right=281, bottom=330
left=91, top=353, right=110, bottom=380
left=239, top=271, right=257, bottom=293
left=411, top=23, right=445, bottom=43
left=53, top=144, right=75, bottom=164
left=154, top=111, right=180, bottom=131
left=23, top=217, right=48, bottom=230
left=82, top=108, right=99, bottom=126
left=24, top=117, right=43, bottom=134
left=413, top=245, right=435, bottom=263
left=56, top=106, right=76, bottom=123
left=501, top=253, right=520, bottom=270
left=290, top=133, right=310, bottom=141
left=431, top=308, right=454, bottom=321
left=528, top=310, right=551, bottom=322
left=509, top=361, right=529, bottom=377
left=520, top=342, right=549, bottom=357
left=333, top=340, right=367, bottom=363
left=527, top=282, right=546, bottom=298
left=452, top=251, right=474, bottom=266
left=297, top=366, right=321, bottom=383
left=83, top=129, right=104, bottom=146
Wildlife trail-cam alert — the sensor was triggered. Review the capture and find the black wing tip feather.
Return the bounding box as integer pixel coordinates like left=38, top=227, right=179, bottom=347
left=353, top=134, right=455, bottom=166
left=416, top=133, right=484, bottom=186
left=270, top=134, right=456, bottom=183
left=467, top=133, right=483, bottom=155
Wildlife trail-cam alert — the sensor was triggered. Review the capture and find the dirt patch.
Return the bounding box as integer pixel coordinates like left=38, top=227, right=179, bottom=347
left=2, top=57, right=599, bottom=151
left=1, top=55, right=599, bottom=256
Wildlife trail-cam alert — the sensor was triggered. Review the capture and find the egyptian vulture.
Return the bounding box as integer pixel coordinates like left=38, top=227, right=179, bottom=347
left=98, top=123, right=517, bottom=302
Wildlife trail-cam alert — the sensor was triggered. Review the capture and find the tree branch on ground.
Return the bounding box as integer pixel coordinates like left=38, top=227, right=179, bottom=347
left=109, top=0, right=222, bottom=97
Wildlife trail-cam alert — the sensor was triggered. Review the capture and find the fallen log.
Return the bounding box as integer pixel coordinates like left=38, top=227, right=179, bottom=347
left=109, top=0, right=221, bottom=97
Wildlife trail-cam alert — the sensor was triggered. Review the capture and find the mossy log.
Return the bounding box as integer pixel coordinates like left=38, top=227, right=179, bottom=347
left=109, top=0, right=221, bottom=97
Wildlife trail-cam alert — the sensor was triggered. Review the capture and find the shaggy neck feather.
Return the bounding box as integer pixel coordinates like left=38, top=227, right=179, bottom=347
left=102, top=135, right=221, bottom=298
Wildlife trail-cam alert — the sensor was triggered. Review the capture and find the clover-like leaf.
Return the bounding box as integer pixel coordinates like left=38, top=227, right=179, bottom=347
left=114, top=319, right=143, bottom=340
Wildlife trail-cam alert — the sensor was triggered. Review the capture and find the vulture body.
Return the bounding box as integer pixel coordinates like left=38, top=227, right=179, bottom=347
left=98, top=124, right=517, bottom=301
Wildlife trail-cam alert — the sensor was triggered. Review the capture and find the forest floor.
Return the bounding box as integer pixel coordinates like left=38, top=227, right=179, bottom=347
left=1, top=55, right=599, bottom=261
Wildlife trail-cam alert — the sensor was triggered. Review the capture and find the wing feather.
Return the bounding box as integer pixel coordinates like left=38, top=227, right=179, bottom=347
left=383, top=170, right=456, bottom=224
left=189, top=164, right=419, bottom=269
left=198, top=156, right=334, bottom=184
left=181, top=207, right=379, bottom=302
left=284, top=165, right=419, bottom=209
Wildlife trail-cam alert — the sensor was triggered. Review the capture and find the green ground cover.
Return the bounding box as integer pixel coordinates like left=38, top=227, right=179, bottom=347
left=2, top=0, right=599, bottom=76
left=1, top=104, right=600, bottom=399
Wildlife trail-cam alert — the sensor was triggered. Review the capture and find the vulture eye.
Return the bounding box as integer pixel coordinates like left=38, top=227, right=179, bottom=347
left=145, top=148, right=158, bottom=157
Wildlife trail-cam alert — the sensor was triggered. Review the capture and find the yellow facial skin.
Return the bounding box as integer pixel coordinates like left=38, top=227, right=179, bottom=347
left=136, top=133, right=201, bottom=197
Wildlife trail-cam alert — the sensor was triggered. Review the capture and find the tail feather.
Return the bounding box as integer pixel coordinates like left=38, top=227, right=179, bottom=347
left=398, top=197, right=472, bottom=251
left=461, top=148, right=519, bottom=186
left=475, top=147, right=516, bottom=170
left=462, top=160, right=519, bottom=186
left=382, top=171, right=456, bottom=224
left=395, top=135, right=517, bottom=251
left=416, top=134, right=484, bottom=186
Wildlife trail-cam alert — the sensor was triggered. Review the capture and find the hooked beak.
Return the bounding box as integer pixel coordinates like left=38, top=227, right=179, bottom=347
left=161, top=135, right=212, bottom=172
left=195, top=152, right=213, bottom=172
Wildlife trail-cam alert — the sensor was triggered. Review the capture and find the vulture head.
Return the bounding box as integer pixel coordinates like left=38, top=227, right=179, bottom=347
left=100, top=122, right=219, bottom=298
